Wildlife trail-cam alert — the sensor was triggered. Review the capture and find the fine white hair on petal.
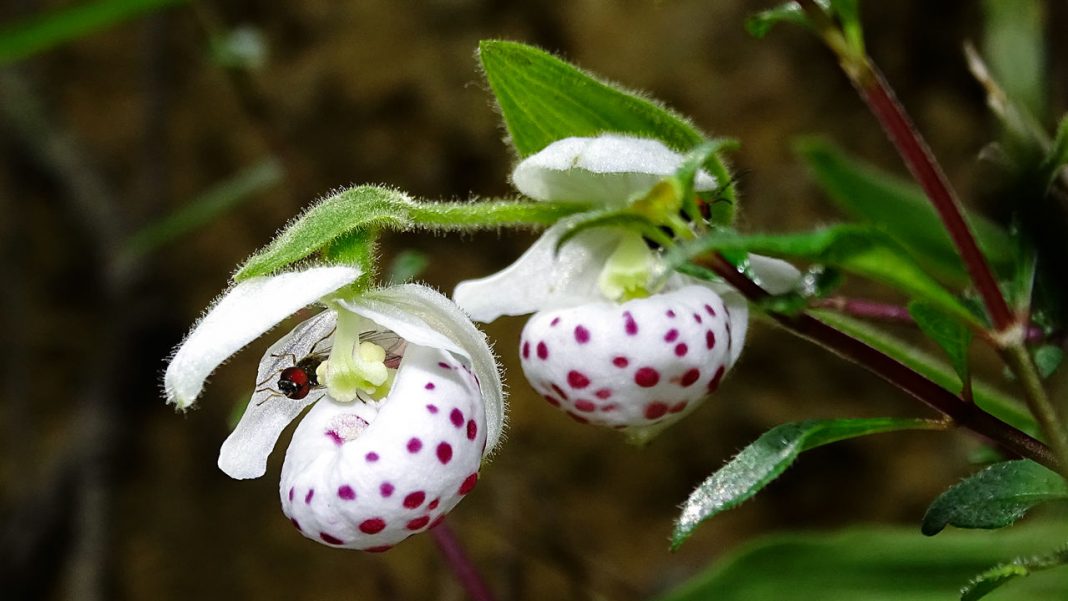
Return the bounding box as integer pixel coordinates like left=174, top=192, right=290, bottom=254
left=339, top=284, right=506, bottom=457
left=519, top=285, right=731, bottom=435
left=453, top=218, right=620, bottom=323
left=511, top=134, right=717, bottom=205
left=280, top=344, right=487, bottom=551
left=218, top=310, right=338, bottom=480
left=164, top=266, right=362, bottom=410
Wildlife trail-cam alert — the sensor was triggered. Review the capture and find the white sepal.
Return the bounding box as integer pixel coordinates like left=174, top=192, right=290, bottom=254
left=511, top=135, right=717, bottom=204
left=340, top=284, right=506, bottom=456
left=218, top=310, right=337, bottom=479
left=164, top=266, right=362, bottom=410
left=453, top=219, right=620, bottom=323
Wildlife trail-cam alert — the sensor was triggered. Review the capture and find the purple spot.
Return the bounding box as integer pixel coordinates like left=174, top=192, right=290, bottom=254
left=708, top=365, right=726, bottom=392
left=706, top=330, right=716, bottom=349
left=291, top=518, right=301, bottom=532
left=635, top=367, right=660, bottom=388
left=674, top=343, right=689, bottom=357
left=288, top=487, right=294, bottom=502
left=450, top=408, right=464, bottom=427
left=550, top=316, right=561, bottom=326
left=320, top=532, right=344, bottom=545
left=612, top=356, right=629, bottom=368
left=567, top=370, right=591, bottom=389
left=425, top=381, right=436, bottom=390
left=551, top=383, right=570, bottom=401
left=574, top=399, right=596, bottom=413
left=536, top=341, right=549, bottom=360
left=359, top=518, right=386, bottom=534
left=365, top=452, right=380, bottom=462
left=404, top=491, right=426, bottom=508
left=466, top=419, right=477, bottom=440
left=427, top=404, right=439, bottom=414
left=438, top=361, right=451, bottom=370
left=623, top=311, right=638, bottom=335
left=338, top=485, right=356, bottom=500
left=574, top=325, right=591, bottom=344
left=380, top=482, right=394, bottom=497
left=325, top=430, right=343, bottom=445
left=407, top=438, right=423, bottom=453
left=664, top=329, right=679, bottom=342
left=693, top=313, right=703, bottom=324
left=522, top=341, right=530, bottom=359
left=595, top=388, right=612, bottom=399
left=436, top=442, right=453, bottom=464
left=666, top=309, right=677, bottom=318
left=680, top=368, right=701, bottom=387
left=305, top=489, right=315, bottom=504
left=704, top=303, right=717, bottom=316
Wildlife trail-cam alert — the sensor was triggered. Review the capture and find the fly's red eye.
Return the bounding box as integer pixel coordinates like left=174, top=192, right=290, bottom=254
left=278, top=366, right=312, bottom=399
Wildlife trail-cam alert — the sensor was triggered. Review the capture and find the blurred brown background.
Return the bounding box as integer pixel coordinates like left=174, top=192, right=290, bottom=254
left=1, top=1, right=1066, bottom=599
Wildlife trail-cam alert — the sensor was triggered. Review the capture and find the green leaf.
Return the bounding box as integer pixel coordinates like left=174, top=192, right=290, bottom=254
left=386, top=250, right=429, bottom=285
left=234, top=185, right=588, bottom=280
left=654, top=522, right=1068, bottom=601
left=909, top=301, right=973, bottom=388
left=795, top=138, right=1014, bottom=285
left=829, top=0, right=864, bottom=56
left=672, top=226, right=981, bottom=327
left=1034, top=345, right=1063, bottom=380
left=672, top=417, right=937, bottom=549
left=744, top=2, right=811, bottom=39
left=478, top=40, right=704, bottom=157
left=963, top=543, right=1068, bottom=601
left=1040, top=114, right=1068, bottom=189
left=982, top=0, right=1047, bottom=120
left=815, top=311, right=1039, bottom=436
left=122, top=158, right=283, bottom=259
left=922, top=460, right=1068, bottom=536
left=0, top=0, right=184, bottom=65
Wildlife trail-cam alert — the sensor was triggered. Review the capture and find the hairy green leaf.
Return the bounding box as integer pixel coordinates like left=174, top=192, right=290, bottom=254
left=795, top=138, right=1014, bottom=285
left=922, top=460, right=1068, bottom=536
left=234, top=185, right=588, bottom=280
left=962, top=543, right=1068, bottom=601
left=671, top=226, right=981, bottom=326
left=815, top=311, right=1038, bottom=436
left=909, top=301, right=973, bottom=388
left=0, top=0, right=184, bottom=65
left=655, top=523, right=1068, bottom=601
left=672, top=418, right=937, bottom=549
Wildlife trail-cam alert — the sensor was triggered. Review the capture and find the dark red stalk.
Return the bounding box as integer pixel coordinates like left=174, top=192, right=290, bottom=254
left=430, top=520, right=497, bottom=601
left=701, top=254, right=1055, bottom=469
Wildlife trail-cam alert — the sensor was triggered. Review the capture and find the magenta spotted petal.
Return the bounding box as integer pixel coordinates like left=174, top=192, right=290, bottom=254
left=520, top=286, right=733, bottom=431
left=280, top=345, right=486, bottom=551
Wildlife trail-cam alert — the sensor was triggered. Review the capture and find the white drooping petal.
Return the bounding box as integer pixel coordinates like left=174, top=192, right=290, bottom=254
left=511, top=135, right=717, bottom=205
left=519, top=286, right=731, bottom=434
left=218, top=310, right=338, bottom=480
left=339, top=284, right=505, bottom=456
left=453, top=218, right=620, bottom=323
left=280, top=344, right=487, bottom=551
left=164, top=266, right=362, bottom=409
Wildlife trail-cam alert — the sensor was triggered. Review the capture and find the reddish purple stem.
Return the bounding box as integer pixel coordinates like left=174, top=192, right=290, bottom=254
left=430, top=520, right=497, bottom=601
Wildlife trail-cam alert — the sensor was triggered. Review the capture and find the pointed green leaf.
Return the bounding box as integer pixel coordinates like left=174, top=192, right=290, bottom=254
left=655, top=523, right=1068, bottom=601
left=1040, top=114, right=1068, bottom=189
left=795, top=138, right=1014, bottom=285
left=744, top=2, right=811, bottom=39
left=0, top=0, right=184, bottom=65
left=1034, top=345, right=1063, bottom=380
left=962, top=543, right=1068, bottom=601
left=671, top=226, right=982, bottom=327
left=922, top=460, right=1068, bottom=536
left=815, top=311, right=1038, bottom=436
left=672, top=417, right=938, bottom=549
left=909, top=301, right=973, bottom=387
left=982, top=0, right=1047, bottom=120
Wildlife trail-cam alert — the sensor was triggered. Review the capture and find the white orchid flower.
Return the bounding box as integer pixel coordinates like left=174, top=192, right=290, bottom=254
left=164, top=266, right=504, bottom=551
left=454, top=134, right=799, bottom=438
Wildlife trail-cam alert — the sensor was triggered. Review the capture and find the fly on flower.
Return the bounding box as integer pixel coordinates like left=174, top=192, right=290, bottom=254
left=455, top=134, right=800, bottom=441
left=164, top=266, right=504, bottom=551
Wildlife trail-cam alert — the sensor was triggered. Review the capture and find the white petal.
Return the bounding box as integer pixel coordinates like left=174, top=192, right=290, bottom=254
left=453, top=219, right=620, bottom=322
left=511, top=134, right=717, bottom=204
left=218, top=310, right=338, bottom=479
left=280, top=344, right=486, bottom=550
left=339, top=284, right=505, bottom=456
left=164, top=266, right=362, bottom=409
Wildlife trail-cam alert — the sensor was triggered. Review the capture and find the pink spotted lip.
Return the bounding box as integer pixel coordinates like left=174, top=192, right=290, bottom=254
left=519, top=286, right=733, bottom=429
left=279, top=344, right=486, bottom=551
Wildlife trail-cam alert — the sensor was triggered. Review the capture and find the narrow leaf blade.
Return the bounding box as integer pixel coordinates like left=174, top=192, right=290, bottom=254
left=922, top=460, right=1068, bottom=536
left=672, top=418, right=935, bottom=549
left=908, top=301, right=973, bottom=386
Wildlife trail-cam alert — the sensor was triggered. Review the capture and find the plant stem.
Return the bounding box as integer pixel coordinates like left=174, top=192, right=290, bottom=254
left=795, top=0, right=1017, bottom=339
left=430, top=520, right=497, bottom=601
left=698, top=253, right=1056, bottom=469
left=1002, top=344, right=1068, bottom=480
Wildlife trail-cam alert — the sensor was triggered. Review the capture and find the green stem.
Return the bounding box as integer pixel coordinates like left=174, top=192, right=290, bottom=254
left=407, top=199, right=591, bottom=229
left=1002, top=343, right=1068, bottom=480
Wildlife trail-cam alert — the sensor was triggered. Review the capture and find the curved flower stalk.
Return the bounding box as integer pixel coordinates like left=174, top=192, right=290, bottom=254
left=455, top=134, right=799, bottom=439
left=164, top=266, right=504, bottom=551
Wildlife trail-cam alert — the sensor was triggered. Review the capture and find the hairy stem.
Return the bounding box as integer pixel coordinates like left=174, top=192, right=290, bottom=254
left=430, top=521, right=497, bottom=601
left=795, top=0, right=1017, bottom=338
left=699, top=253, right=1056, bottom=469
left=1002, top=344, right=1068, bottom=480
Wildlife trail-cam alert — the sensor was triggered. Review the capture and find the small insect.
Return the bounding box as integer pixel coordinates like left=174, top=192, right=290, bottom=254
left=255, top=329, right=407, bottom=404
